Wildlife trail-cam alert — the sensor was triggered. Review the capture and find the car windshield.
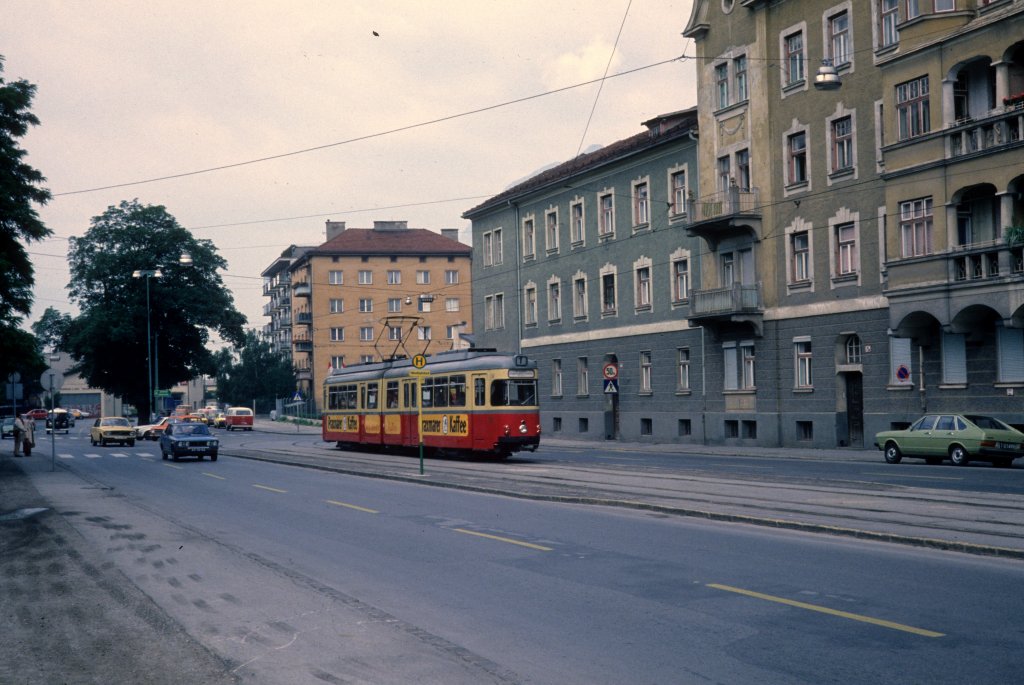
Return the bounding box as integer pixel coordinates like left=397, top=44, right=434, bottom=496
left=176, top=424, right=210, bottom=436
left=101, top=418, right=130, bottom=427
left=964, top=415, right=1011, bottom=431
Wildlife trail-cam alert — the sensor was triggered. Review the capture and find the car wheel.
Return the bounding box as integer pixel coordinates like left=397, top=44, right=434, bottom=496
left=161, top=448, right=168, bottom=460
left=949, top=445, right=969, bottom=466
left=172, top=452, right=180, bottom=461
left=925, top=457, right=942, bottom=465
left=101, top=438, right=107, bottom=447
left=211, top=453, right=218, bottom=462
left=883, top=442, right=902, bottom=464
left=127, top=440, right=135, bottom=447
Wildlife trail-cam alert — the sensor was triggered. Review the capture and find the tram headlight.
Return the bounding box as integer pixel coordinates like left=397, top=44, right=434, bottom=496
left=518, top=420, right=528, bottom=434
left=503, top=425, right=511, bottom=436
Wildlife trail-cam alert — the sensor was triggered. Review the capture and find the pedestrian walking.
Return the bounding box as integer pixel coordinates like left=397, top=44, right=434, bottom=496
left=13, top=415, right=26, bottom=456
left=22, top=415, right=35, bottom=456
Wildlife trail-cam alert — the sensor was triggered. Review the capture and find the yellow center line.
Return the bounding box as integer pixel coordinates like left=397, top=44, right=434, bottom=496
left=163, top=463, right=183, bottom=470
left=326, top=499, right=379, bottom=514
left=453, top=528, right=552, bottom=551
left=252, top=484, right=287, bottom=493
left=203, top=472, right=225, bottom=480
left=707, top=583, right=944, bottom=638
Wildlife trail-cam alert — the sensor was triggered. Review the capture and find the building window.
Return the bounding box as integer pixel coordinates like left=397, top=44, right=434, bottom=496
left=997, top=326, right=1024, bottom=383
left=387, top=270, right=401, bottom=285
left=545, top=210, right=559, bottom=252
left=670, top=170, right=687, bottom=216
left=831, top=116, right=853, bottom=172
left=672, top=257, right=689, bottom=302
left=797, top=421, right=813, bottom=441
left=724, top=341, right=756, bottom=390
left=828, top=11, right=850, bottom=66
left=388, top=297, right=401, bottom=313
left=788, top=131, right=808, bottom=185
left=678, top=419, right=692, bottom=436
left=836, top=223, right=858, bottom=275
left=577, top=357, right=589, bottom=396
left=573, top=275, right=588, bottom=319
left=792, top=231, right=810, bottom=282
left=570, top=200, right=585, bottom=244
left=552, top=359, right=563, bottom=396
left=795, top=340, right=813, bottom=388
left=492, top=228, right=502, bottom=265
left=906, top=0, right=921, bottom=18
left=735, top=149, right=751, bottom=191
left=846, top=335, right=862, bottom=364
left=716, top=62, right=730, bottom=109
left=358, top=270, right=372, bottom=285
left=359, top=326, right=373, bottom=342
left=599, top=192, right=615, bottom=237
left=330, top=327, right=345, bottom=342
left=328, top=270, right=344, bottom=285
left=635, top=265, right=652, bottom=309
left=640, top=418, right=653, bottom=436
left=482, top=232, right=493, bottom=266
left=417, top=296, right=431, bottom=313
left=330, top=298, right=344, bottom=313
left=388, top=325, right=402, bottom=341
left=633, top=181, right=649, bottom=227
left=677, top=348, right=691, bottom=391
left=445, top=269, right=459, bottom=285
left=640, top=351, right=653, bottom=393
left=900, top=197, right=933, bottom=257
left=524, top=285, right=537, bottom=326
left=717, top=155, right=731, bottom=192
left=934, top=0, right=954, bottom=11
left=879, top=0, right=898, bottom=48
left=548, top=280, right=562, bottom=322
left=417, top=326, right=432, bottom=341
left=359, top=298, right=373, bottom=313
left=330, top=355, right=345, bottom=370
left=445, top=297, right=460, bottom=312
left=785, top=31, right=805, bottom=86
left=522, top=217, right=536, bottom=258
left=416, top=270, right=430, bottom=285
left=494, top=295, right=504, bottom=328
left=445, top=325, right=458, bottom=340
left=734, top=55, right=748, bottom=101
left=601, top=271, right=617, bottom=315
left=552, top=417, right=562, bottom=432
left=896, top=76, right=930, bottom=140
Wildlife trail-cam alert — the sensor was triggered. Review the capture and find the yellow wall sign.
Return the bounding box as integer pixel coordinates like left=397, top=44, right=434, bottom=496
left=327, top=415, right=359, bottom=433
left=420, top=414, right=469, bottom=437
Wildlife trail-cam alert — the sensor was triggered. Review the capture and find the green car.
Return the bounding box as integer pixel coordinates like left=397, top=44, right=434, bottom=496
left=875, top=414, right=1024, bottom=467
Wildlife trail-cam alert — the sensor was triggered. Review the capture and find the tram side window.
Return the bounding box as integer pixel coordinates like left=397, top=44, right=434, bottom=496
left=491, top=379, right=538, bottom=406
left=366, top=383, right=379, bottom=410
left=386, top=381, right=399, bottom=409
left=328, top=384, right=358, bottom=410
left=432, top=376, right=449, bottom=408
left=474, top=378, right=486, bottom=407
left=404, top=381, right=417, bottom=408
left=421, top=378, right=433, bottom=408
left=449, top=375, right=466, bottom=407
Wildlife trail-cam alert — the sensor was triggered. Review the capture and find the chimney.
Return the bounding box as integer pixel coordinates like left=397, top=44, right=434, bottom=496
left=440, top=228, right=460, bottom=243
left=372, top=220, right=408, bottom=231
left=325, top=220, right=346, bottom=241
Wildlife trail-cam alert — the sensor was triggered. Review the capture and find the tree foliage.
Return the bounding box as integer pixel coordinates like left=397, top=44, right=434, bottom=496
left=31, top=306, right=72, bottom=352
left=65, top=199, right=246, bottom=419
left=215, top=330, right=296, bottom=413
left=0, top=55, right=51, bottom=379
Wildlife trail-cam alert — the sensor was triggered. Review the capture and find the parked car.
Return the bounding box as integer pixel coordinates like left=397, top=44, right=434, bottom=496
left=1, top=417, right=15, bottom=439
left=46, top=409, right=74, bottom=433
left=875, top=414, right=1024, bottom=467
left=136, top=416, right=177, bottom=440
left=159, top=422, right=219, bottom=461
left=212, top=412, right=226, bottom=429
left=90, top=417, right=136, bottom=447
left=27, top=408, right=49, bottom=421
left=224, top=407, right=253, bottom=431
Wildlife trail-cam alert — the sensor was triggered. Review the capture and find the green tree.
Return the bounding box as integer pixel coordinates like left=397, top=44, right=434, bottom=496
left=65, top=199, right=246, bottom=420
left=215, top=330, right=296, bottom=413
left=0, top=55, right=50, bottom=379
left=31, top=306, right=72, bottom=351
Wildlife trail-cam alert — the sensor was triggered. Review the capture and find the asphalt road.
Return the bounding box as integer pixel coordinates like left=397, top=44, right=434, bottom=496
left=4, top=426, right=1024, bottom=684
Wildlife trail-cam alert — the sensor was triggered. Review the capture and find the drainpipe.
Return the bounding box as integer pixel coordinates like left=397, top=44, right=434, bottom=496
left=509, top=200, right=522, bottom=355
left=700, top=325, right=707, bottom=446
left=919, top=344, right=927, bottom=412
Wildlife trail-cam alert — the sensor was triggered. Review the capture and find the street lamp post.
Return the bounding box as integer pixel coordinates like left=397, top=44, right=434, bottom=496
left=132, top=268, right=162, bottom=422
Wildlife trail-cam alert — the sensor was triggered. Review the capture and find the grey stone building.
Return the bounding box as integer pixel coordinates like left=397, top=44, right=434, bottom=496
left=465, top=110, right=709, bottom=443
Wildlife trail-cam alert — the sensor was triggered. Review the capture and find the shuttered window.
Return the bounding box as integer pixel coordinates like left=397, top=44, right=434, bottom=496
left=890, top=336, right=912, bottom=385
left=997, top=327, right=1024, bottom=382
left=941, top=333, right=967, bottom=385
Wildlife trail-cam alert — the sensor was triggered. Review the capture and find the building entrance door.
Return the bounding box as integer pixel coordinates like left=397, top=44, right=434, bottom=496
left=845, top=372, right=864, bottom=447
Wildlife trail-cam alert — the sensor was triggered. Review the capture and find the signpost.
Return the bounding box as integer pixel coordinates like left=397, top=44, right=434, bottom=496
left=411, top=354, right=429, bottom=475
left=39, top=368, right=64, bottom=472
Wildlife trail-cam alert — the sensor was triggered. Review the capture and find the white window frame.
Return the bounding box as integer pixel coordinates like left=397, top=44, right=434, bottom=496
left=417, top=326, right=432, bottom=341
left=387, top=270, right=401, bottom=285
left=577, top=357, right=589, bottom=396
left=634, top=256, right=653, bottom=311
left=358, top=270, right=372, bottom=285
left=524, top=282, right=538, bottom=326
left=330, top=298, right=344, bottom=313
left=632, top=178, right=650, bottom=228
left=358, top=298, right=373, bottom=313
left=547, top=276, right=562, bottom=322
left=328, top=270, right=344, bottom=285
left=570, top=197, right=585, bottom=245
left=573, top=272, right=588, bottom=320
left=416, top=270, right=430, bottom=285
left=598, top=190, right=615, bottom=238
left=552, top=359, right=563, bottom=397
left=639, top=351, right=653, bottom=394
left=677, top=348, right=691, bottom=391
left=794, top=338, right=813, bottom=389
left=359, top=326, right=373, bottom=342
left=545, top=208, right=559, bottom=253
left=522, top=215, right=536, bottom=259
left=600, top=264, right=617, bottom=317
left=782, top=27, right=807, bottom=89
left=670, top=248, right=690, bottom=303
left=900, top=197, right=933, bottom=258
left=445, top=269, right=459, bottom=285
left=330, top=327, right=345, bottom=342
left=387, top=298, right=401, bottom=313
left=388, top=325, right=402, bottom=341
left=445, top=297, right=459, bottom=312
left=668, top=166, right=688, bottom=217
left=826, top=7, right=851, bottom=67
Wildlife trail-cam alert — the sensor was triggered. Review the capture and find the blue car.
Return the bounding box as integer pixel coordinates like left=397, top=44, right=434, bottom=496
left=159, top=422, right=219, bottom=461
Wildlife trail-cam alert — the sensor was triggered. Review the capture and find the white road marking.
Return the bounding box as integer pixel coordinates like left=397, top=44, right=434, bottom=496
left=85, top=454, right=102, bottom=459
left=58, top=454, right=74, bottom=459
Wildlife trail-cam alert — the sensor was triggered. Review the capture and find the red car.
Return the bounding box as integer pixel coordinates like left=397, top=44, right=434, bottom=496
left=26, top=408, right=49, bottom=421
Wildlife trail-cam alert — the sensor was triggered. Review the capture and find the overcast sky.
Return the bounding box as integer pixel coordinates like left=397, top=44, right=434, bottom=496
left=5, top=1, right=697, bottom=344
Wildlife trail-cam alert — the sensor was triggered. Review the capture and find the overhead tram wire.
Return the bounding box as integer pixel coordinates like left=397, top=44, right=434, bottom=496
left=574, top=0, right=633, bottom=159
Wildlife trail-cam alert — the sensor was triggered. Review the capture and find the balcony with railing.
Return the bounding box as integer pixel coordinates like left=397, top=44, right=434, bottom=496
left=682, top=186, right=762, bottom=248
left=946, top=103, right=1024, bottom=159
left=688, top=282, right=764, bottom=334
left=293, top=281, right=311, bottom=297
left=295, top=310, right=312, bottom=325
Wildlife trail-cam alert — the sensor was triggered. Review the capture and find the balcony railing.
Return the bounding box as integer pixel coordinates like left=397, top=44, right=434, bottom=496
left=293, top=340, right=313, bottom=352
left=293, top=282, right=311, bottom=297
left=690, top=282, right=762, bottom=317
left=295, top=311, right=312, bottom=324
left=683, top=187, right=760, bottom=224
left=947, top=104, right=1024, bottom=158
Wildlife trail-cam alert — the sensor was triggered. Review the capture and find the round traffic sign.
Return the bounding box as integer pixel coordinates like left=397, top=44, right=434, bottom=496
left=412, top=354, right=427, bottom=369
left=39, top=368, right=64, bottom=393
left=603, top=363, right=618, bottom=380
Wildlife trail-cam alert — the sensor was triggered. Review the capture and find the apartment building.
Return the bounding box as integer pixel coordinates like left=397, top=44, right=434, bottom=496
left=465, top=110, right=705, bottom=442
left=284, top=220, right=472, bottom=404
left=682, top=0, right=1024, bottom=446
left=261, top=244, right=314, bottom=362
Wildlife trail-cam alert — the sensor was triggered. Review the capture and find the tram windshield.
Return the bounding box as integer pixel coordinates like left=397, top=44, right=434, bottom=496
left=490, top=379, right=537, bottom=407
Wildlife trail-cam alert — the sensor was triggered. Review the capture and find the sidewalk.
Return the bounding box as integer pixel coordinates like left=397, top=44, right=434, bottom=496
left=249, top=417, right=1024, bottom=559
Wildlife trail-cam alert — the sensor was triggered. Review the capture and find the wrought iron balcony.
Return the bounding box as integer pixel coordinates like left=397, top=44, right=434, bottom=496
left=689, top=282, right=763, bottom=333
left=682, top=187, right=762, bottom=248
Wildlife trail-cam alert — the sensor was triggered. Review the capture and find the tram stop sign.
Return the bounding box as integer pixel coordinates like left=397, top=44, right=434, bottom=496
left=412, top=354, right=427, bottom=369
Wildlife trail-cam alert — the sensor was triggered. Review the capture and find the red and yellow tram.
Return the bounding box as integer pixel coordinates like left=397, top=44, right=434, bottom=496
left=322, top=349, right=540, bottom=457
